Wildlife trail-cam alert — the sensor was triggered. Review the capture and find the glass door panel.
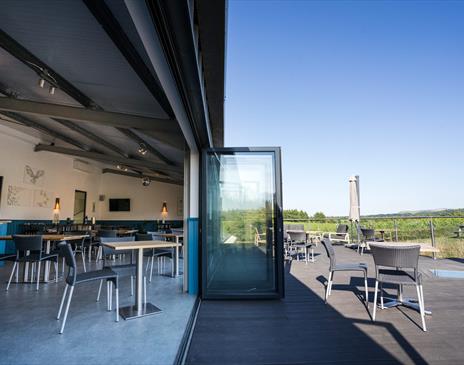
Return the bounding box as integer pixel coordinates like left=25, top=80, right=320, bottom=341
left=202, top=148, right=283, bottom=299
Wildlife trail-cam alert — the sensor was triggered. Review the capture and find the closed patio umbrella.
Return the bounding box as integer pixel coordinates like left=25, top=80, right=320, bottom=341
left=349, top=175, right=361, bottom=243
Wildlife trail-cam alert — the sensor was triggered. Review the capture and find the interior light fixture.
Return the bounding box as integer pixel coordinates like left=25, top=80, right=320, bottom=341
left=161, top=201, right=168, bottom=214
left=142, top=177, right=151, bottom=186
left=49, top=85, right=56, bottom=95
left=54, top=198, right=61, bottom=210
left=38, top=78, right=45, bottom=88
left=138, top=143, right=148, bottom=155
left=116, top=165, right=128, bottom=172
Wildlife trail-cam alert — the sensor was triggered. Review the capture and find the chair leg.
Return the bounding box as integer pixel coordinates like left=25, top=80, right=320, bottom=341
left=81, top=251, right=86, bottom=273
left=57, top=284, right=69, bottom=319
left=36, top=261, right=41, bottom=291
left=311, top=247, right=315, bottom=263
left=416, top=284, right=427, bottom=331
left=373, top=280, right=379, bottom=321
left=54, top=261, right=59, bottom=283
left=325, top=271, right=332, bottom=303
left=380, top=283, right=384, bottom=309
left=115, top=284, right=119, bottom=322
left=364, top=273, right=369, bottom=308
left=150, top=256, right=154, bottom=282
left=62, top=257, right=65, bottom=274
left=96, top=280, right=103, bottom=302
left=59, top=285, right=74, bottom=334
left=130, top=276, right=134, bottom=296
left=30, top=262, right=35, bottom=283
left=6, top=261, right=17, bottom=291
left=106, top=281, right=110, bottom=311
left=15, top=261, right=19, bottom=283
left=328, top=271, right=334, bottom=296
left=109, top=282, right=113, bottom=311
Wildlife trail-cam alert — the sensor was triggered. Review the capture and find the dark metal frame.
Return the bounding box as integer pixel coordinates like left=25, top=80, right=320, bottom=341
left=201, top=147, right=284, bottom=299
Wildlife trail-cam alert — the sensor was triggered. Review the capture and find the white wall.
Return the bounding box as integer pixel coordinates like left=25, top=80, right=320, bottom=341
left=0, top=126, right=183, bottom=221
left=98, top=173, right=183, bottom=221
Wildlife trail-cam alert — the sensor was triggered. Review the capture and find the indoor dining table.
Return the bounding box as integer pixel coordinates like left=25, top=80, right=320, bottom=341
left=101, top=239, right=181, bottom=320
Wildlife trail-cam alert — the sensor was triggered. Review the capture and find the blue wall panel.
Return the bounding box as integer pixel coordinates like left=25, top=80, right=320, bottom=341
left=187, top=217, right=199, bottom=295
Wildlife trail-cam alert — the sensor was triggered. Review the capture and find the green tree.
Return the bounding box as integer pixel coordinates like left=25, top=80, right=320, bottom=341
left=283, top=209, right=309, bottom=220
left=313, top=212, right=326, bottom=220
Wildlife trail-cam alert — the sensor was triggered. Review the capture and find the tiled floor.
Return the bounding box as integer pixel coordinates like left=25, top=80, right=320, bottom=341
left=187, top=244, right=464, bottom=364
left=0, top=255, right=195, bottom=365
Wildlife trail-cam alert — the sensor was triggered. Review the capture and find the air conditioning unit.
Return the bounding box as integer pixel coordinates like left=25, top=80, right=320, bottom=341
left=73, top=159, right=93, bottom=173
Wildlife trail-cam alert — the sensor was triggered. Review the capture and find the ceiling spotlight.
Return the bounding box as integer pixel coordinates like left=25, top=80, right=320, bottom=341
left=116, top=165, right=128, bottom=172
left=49, top=85, right=56, bottom=95
left=142, top=177, right=151, bottom=186
left=38, top=78, right=45, bottom=88
left=138, top=143, right=148, bottom=155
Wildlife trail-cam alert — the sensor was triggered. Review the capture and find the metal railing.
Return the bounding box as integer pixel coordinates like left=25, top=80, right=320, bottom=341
left=284, top=216, right=464, bottom=259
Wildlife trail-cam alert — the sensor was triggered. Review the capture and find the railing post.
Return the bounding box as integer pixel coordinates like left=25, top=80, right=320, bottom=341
left=394, top=220, right=398, bottom=242
left=429, top=219, right=437, bottom=260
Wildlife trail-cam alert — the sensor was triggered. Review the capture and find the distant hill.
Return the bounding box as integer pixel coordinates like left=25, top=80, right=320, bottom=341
left=363, top=208, right=464, bottom=218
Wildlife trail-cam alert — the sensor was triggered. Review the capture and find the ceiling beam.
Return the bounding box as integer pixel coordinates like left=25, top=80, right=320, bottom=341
left=116, top=128, right=175, bottom=166
left=0, top=97, right=178, bottom=131
left=0, top=28, right=98, bottom=109
left=53, top=118, right=129, bottom=158
left=102, top=168, right=182, bottom=186
left=34, top=143, right=182, bottom=173
left=0, top=111, right=89, bottom=150
left=83, top=0, right=174, bottom=119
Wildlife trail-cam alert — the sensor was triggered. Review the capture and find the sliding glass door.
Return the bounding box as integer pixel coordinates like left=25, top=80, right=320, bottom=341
left=202, top=148, right=284, bottom=299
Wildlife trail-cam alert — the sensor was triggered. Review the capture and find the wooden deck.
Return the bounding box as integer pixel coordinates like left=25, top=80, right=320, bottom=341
left=186, top=245, right=464, bottom=364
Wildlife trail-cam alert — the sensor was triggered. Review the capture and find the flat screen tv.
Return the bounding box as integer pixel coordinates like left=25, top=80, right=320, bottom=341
left=109, top=199, right=130, bottom=212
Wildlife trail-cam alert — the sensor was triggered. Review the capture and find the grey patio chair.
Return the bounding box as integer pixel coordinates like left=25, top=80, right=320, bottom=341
left=370, top=244, right=426, bottom=331
left=287, top=231, right=315, bottom=263
left=56, top=242, right=119, bottom=334
left=143, top=232, right=173, bottom=281
left=321, top=239, right=368, bottom=307
left=358, top=228, right=383, bottom=255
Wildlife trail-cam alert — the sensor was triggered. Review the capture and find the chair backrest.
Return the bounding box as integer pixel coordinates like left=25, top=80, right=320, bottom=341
left=321, top=239, right=336, bottom=270
left=370, top=244, right=420, bottom=270
left=136, top=233, right=153, bottom=241
left=59, top=242, right=77, bottom=286
left=287, top=231, right=306, bottom=243
left=361, top=228, right=375, bottom=240
left=336, top=224, right=349, bottom=234
left=98, top=230, right=117, bottom=238
left=13, top=235, right=43, bottom=254
left=171, top=229, right=183, bottom=235
left=100, top=236, right=135, bottom=265
left=147, top=231, right=166, bottom=241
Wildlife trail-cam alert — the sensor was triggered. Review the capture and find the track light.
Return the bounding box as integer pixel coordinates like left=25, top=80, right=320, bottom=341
left=138, top=143, right=148, bottom=155
left=116, top=165, right=128, bottom=172
left=142, top=177, right=151, bottom=186
left=49, top=85, right=56, bottom=95
left=38, top=78, right=45, bottom=88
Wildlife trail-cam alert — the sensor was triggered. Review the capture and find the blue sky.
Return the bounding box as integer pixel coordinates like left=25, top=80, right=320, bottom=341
left=224, top=0, right=464, bottom=216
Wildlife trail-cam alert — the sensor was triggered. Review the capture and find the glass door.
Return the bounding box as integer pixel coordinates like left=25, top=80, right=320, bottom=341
left=202, top=148, right=284, bottom=299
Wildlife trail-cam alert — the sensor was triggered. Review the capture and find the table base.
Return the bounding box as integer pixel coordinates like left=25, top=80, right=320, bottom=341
left=119, top=302, right=162, bottom=320
left=380, top=297, right=432, bottom=315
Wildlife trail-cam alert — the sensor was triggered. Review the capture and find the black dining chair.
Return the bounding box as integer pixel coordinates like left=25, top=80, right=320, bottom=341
left=56, top=242, right=119, bottom=334
left=143, top=232, right=173, bottom=281
left=95, top=230, right=118, bottom=261
left=98, top=236, right=146, bottom=303
left=6, top=235, right=58, bottom=291
left=370, top=244, right=426, bottom=331
left=321, top=239, right=369, bottom=307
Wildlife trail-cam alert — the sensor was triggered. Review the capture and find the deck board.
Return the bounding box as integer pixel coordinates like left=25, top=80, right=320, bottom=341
left=186, top=245, right=464, bottom=364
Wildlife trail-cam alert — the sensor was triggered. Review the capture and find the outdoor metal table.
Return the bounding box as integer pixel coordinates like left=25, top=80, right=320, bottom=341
left=368, top=241, right=439, bottom=315
left=101, top=240, right=181, bottom=320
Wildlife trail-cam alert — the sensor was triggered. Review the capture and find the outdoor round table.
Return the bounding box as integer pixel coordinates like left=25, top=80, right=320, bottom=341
left=101, top=239, right=181, bottom=320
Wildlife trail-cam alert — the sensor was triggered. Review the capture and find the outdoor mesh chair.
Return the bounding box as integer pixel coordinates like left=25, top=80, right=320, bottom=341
left=321, top=239, right=368, bottom=307
left=324, top=224, right=350, bottom=244
left=56, top=242, right=119, bottom=334
left=358, top=228, right=383, bottom=255
left=287, top=231, right=316, bottom=263
left=370, top=244, right=426, bottom=331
